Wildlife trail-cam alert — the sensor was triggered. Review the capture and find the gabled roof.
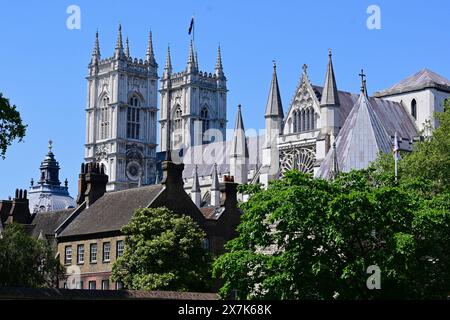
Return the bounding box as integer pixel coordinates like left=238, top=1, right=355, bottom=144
left=317, top=93, right=396, bottom=178
left=374, top=68, right=450, bottom=97
left=58, top=184, right=164, bottom=238
left=30, top=209, right=74, bottom=238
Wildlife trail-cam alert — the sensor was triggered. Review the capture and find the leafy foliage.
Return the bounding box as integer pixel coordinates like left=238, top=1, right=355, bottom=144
left=214, top=167, right=450, bottom=299
left=0, top=93, right=26, bottom=159
left=112, top=207, right=212, bottom=292
left=0, top=223, right=63, bottom=288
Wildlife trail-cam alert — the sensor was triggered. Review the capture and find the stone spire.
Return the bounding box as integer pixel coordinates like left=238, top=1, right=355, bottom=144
left=187, top=40, right=196, bottom=73
left=230, top=105, right=249, bottom=184
left=163, top=46, right=172, bottom=78
left=320, top=49, right=340, bottom=106
left=265, top=61, right=284, bottom=118
left=191, top=165, right=201, bottom=207
left=146, top=31, right=156, bottom=65
left=210, top=163, right=220, bottom=206
left=215, top=45, right=224, bottom=77
left=195, top=51, right=199, bottom=70
left=125, top=37, right=130, bottom=58
left=91, top=30, right=101, bottom=64
left=114, top=24, right=124, bottom=60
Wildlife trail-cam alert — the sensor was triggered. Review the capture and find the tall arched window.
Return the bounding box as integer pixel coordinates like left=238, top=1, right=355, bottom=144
left=99, top=96, right=110, bottom=140
left=411, top=99, right=417, bottom=120
left=200, top=107, right=210, bottom=143
left=293, top=110, right=298, bottom=133
left=127, top=96, right=140, bottom=139
left=173, top=106, right=183, bottom=147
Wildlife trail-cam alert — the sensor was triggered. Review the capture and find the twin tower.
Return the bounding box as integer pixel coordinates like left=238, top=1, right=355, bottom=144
left=85, top=25, right=227, bottom=191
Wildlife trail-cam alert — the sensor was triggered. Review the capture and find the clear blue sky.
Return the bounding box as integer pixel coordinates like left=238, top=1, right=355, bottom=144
left=0, top=0, right=449, bottom=199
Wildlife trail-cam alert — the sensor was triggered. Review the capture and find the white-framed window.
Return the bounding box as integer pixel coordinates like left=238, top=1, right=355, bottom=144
left=103, top=242, right=111, bottom=262
left=102, top=279, right=110, bottom=290
left=127, top=96, right=141, bottom=139
left=99, top=96, right=110, bottom=140
left=115, top=281, right=124, bottom=290
left=116, top=240, right=124, bottom=258
left=90, top=243, right=97, bottom=263
left=77, top=244, right=84, bottom=264
left=88, top=281, right=96, bottom=290
left=64, top=246, right=72, bottom=265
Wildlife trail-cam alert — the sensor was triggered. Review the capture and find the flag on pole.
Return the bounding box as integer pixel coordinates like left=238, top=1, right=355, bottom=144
left=188, top=17, right=194, bottom=35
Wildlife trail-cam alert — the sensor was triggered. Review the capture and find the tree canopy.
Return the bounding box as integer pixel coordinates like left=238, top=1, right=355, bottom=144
left=112, top=207, right=212, bottom=292
left=0, top=223, right=63, bottom=288
left=0, top=93, right=26, bottom=159
left=213, top=106, right=450, bottom=300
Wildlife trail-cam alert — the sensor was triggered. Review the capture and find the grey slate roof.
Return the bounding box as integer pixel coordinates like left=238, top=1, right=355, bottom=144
left=58, top=184, right=164, bottom=238
left=320, top=52, right=340, bottom=106
left=265, top=66, right=284, bottom=118
left=316, top=92, right=418, bottom=179
left=374, top=68, right=450, bottom=96
left=182, top=135, right=264, bottom=179
left=30, top=209, right=74, bottom=238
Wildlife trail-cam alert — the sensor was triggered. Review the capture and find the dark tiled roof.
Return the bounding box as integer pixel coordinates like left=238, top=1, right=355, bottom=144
left=0, top=287, right=218, bottom=300
left=200, top=206, right=225, bottom=220
left=30, top=209, right=74, bottom=238
left=58, top=184, right=164, bottom=238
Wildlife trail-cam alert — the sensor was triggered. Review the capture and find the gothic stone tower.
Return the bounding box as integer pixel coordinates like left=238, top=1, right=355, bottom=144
left=159, top=41, right=227, bottom=152
left=85, top=26, right=158, bottom=191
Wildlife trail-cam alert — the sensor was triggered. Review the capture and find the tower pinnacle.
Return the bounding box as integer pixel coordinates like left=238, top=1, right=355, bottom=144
left=114, top=24, right=124, bottom=60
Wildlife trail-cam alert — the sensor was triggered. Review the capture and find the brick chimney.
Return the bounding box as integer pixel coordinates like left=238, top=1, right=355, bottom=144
left=76, top=163, right=87, bottom=206
left=0, top=199, right=12, bottom=225
left=161, top=160, right=184, bottom=190
left=6, top=189, right=32, bottom=224
left=77, top=162, right=108, bottom=208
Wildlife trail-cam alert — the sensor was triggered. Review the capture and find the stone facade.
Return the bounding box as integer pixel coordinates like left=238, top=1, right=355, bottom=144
left=84, top=27, right=159, bottom=191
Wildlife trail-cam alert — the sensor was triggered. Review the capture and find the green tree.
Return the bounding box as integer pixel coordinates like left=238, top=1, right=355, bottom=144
left=0, top=93, right=27, bottom=159
left=373, top=104, right=450, bottom=192
left=0, top=223, right=63, bottom=288
left=213, top=170, right=450, bottom=299
left=112, top=207, right=212, bottom=292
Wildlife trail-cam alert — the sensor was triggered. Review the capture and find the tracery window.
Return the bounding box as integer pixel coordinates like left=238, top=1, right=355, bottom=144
left=99, top=96, right=110, bottom=140
left=291, top=107, right=316, bottom=133
left=172, top=106, right=183, bottom=148
left=201, top=107, right=210, bottom=143
left=127, top=96, right=140, bottom=139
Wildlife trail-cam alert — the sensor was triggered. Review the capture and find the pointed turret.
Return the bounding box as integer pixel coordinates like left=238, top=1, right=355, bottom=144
left=320, top=49, right=340, bottom=106
left=261, top=62, right=284, bottom=186
left=145, top=31, right=156, bottom=65
left=215, top=46, right=224, bottom=77
left=329, top=140, right=339, bottom=180
left=125, top=37, right=130, bottom=58
left=230, top=105, right=249, bottom=184
left=163, top=46, right=172, bottom=79
left=320, top=49, right=341, bottom=136
left=187, top=40, right=196, bottom=73
left=91, top=30, right=101, bottom=65
left=191, top=165, right=201, bottom=207
left=265, top=62, right=284, bottom=118
left=114, top=24, right=124, bottom=60
left=210, top=163, right=220, bottom=206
